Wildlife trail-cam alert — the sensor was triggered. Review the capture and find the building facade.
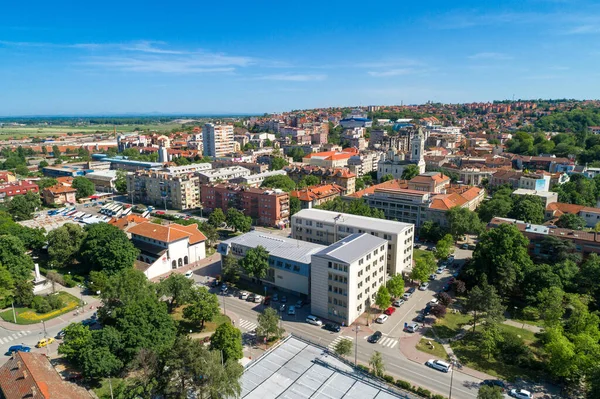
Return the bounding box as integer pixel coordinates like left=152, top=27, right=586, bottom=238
left=203, top=123, right=235, bottom=158
left=127, top=170, right=200, bottom=210
left=196, top=166, right=251, bottom=184
left=0, top=180, right=39, bottom=202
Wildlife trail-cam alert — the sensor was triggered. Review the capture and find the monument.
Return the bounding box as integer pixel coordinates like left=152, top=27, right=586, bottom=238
left=32, top=263, right=50, bottom=293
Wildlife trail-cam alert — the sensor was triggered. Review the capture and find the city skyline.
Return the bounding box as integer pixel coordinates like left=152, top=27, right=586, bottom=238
left=1, top=0, right=600, bottom=116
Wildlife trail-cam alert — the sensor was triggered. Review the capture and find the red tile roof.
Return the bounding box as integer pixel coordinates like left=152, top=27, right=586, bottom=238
left=429, top=193, right=468, bottom=210
left=128, top=222, right=207, bottom=244
left=290, top=184, right=345, bottom=202
left=348, top=179, right=408, bottom=198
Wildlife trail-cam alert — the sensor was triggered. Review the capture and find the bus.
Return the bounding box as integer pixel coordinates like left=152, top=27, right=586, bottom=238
left=121, top=207, right=132, bottom=217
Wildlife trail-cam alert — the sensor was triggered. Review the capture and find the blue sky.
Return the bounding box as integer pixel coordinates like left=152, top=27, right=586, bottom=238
left=1, top=0, right=599, bottom=116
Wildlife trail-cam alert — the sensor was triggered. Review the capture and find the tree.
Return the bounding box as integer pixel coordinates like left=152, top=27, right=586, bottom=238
left=419, top=221, right=448, bottom=242
left=38, top=160, right=49, bottom=169
left=380, top=174, right=394, bottom=183
left=437, top=292, right=453, bottom=307
left=369, top=351, right=385, bottom=377
left=0, top=235, right=35, bottom=281
left=88, top=270, right=109, bottom=294
left=13, top=280, right=34, bottom=307
left=297, top=175, right=320, bottom=188
left=401, top=164, right=420, bottom=180
left=226, top=208, right=252, bottom=232
left=197, top=222, right=219, bottom=246
left=58, top=323, right=93, bottom=364
left=290, top=196, right=301, bottom=216
left=536, top=286, right=565, bottom=327
left=8, top=191, right=41, bottom=221
left=430, top=304, right=447, bottom=318
left=446, top=207, right=483, bottom=239
left=239, top=245, right=270, bottom=278
left=80, top=346, right=123, bottom=380
left=478, top=385, right=504, bottom=399
left=183, top=287, right=220, bottom=328
left=72, top=176, right=95, bottom=199
left=115, top=170, right=128, bottom=194
left=52, top=144, right=61, bottom=158
left=333, top=338, right=353, bottom=357
left=271, top=157, right=288, bottom=171
left=36, top=177, right=58, bottom=190
left=453, top=279, right=466, bottom=295
left=480, top=323, right=501, bottom=360
left=261, top=175, right=296, bottom=192
left=208, top=208, right=226, bottom=227
left=478, top=196, right=513, bottom=223
left=79, top=223, right=139, bottom=274
left=508, top=195, right=544, bottom=224
left=544, top=327, right=577, bottom=380
left=210, top=323, right=243, bottom=362
left=0, top=265, right=14, bottom=306
left=434, top=234, right=455, bottom=260
left=411, top=251, right=436, bottom=282
left=375, top=286, right=391, bottom=310
left=466, top=279, right=505, bottom=331
left=221, top=255, right=240, bottom=283
left=556, top=213, right=586, bottom=230
left=47, top=223, right=85, bottom=268
left=256, top=307, right=284, bottom=341
left=159, top=273, right=195, bottom=312
left=386, top=274, right=405, bottom=298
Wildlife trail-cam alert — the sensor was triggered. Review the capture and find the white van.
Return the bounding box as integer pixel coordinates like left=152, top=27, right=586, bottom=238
left=426, top=359, right=452, bottom=373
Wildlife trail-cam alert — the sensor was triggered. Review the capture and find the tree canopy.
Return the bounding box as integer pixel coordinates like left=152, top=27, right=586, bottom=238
left=78, top=223, right=139, bottom=274
left=261, top=175, right=296, bottom=192
left=47, top=223, right=85, bottom=268
left=72, top=176, right=95, bottom=199
left=226, top=208, right=252, bottom=232
left=239, top=245, right=270, bottom=278
left=7, top=191, right=41, bottom=221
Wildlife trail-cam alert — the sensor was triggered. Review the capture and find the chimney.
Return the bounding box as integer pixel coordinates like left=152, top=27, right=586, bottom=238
left=31, top=386, right=36, bottom=397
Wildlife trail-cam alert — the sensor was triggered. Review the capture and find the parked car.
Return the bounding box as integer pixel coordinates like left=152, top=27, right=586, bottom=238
left=404, top=322, right=419, bottom=333
left=281, top=296, right=287, bottom=303
left=376, top=314, right=389, bottom=324
left=253, top=295, right=263, bottom=303
left=429, top=274, right=437, bottom=280
left=279, top=304, right=286, bottom=312
left=323, top=323, right=341, bottom=333
left=239, top=291, right=249, bottom=300
left=423, top=307, right=431, bottom=316
left=426, top=359, right=452, bottom=373
left=468, top=244, right=476, bottom=250
left=306, top=315, right=323, bottom=326
left=287, top=305, right=296, bottom=315
left=384, top=307, right=396, bottom=316
left=429, top=298, right=439, bottom=306
left=436, top=267, right=445, bottom=274
left=368, top=331, right=383, bottom=343
left=211, top=279, right=220, bottom=287
left=220, top=284, right=228, bottom=292
left=403, top=287, right=416, bottom=300
left=415, top=313, right=425, bottom=322
left=263, top=296, right=271, bottom=306
left=272, top=294, right=279, bottom=302
left=296, top=300, right=304, bottom=308
left=480, top=380, right=507, bottom=392
left=55, top=330, right=66, bottom=339
left=461, top=243, right=469, bottom=249
left=36, top=338, right=55, bottom=348
left=509, top=389, right=532, bottom=399
left=442, top=284, right=451, bottom=292
left=184, top=271, right=194, bottom=279
left=247, top=294, right=256, bottom=302
left=419, top=282, right=430, bottom=291
left=7, top=345, right=30, bottom=354
left=393, top=299, right=405, bottom=307
left=81, top=319, right=96, bottom=326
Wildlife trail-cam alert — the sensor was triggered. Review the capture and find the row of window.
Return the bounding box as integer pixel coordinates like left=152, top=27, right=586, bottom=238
left=328, top=273, right=348, bottom=284
left=327, top=262, right=349, bottom=272
left=328, top=285, right=347, bottom=296
left=328, top=297, right=348, bottom=308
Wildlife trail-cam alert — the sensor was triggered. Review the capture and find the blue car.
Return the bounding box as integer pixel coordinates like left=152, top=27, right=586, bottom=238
left=7, top=345, right=31, bottom=354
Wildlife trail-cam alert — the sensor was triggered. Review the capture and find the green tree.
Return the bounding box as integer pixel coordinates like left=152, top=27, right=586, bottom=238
left=36, top=177, right=58, bottom=190
left=226, top=208, right=252, bottom=232
left=88, top=270, right=109, bottom=294
left=239, top=245, right=270, bottom=278
left=52, top=144, right=61, bottom=158
left=79, top=223, right=139, bottom=274
left=434, top=234, right=455, bottom=260
left=446, top=207, right=483, bottom=239
left=375, top=286, right=391, bottom=310
left=480, top=323, right=501, bottom=359
left=115, top=170, right=128, bottom=194
left=508, top=195, right=544, bottom=224
left=256, top=307, right=285, bottom=341
left=537, top=286, right=565, bottom=327
left=290, top=196, right=301, bottom=216
left=0, top=235, right=35, bottom=281
left=333, top=338, right=353, bottom=357
left=478, top=195, right=513, bottom=223
left=72, top=176, right=95, bottom=199
left=297, top=175, right=320, bottom=188
left=477, top=385, right=504, bottom=399
left=0, top=265, right=15, bottom=306
left=159, top=273, right=195, bottom=312
left=556, top=213, right=586, bottom=230
left=271, top=157, right=288, bottom=171
left=369, top=351, right=385, bottom=377
left=208, top=208, right=226, bottom=227
left=46, top=223, right=85, bottom=268
left=401, top=164, right=420, bottom=180
left=261, top=174, right=296, bottom=191
left=466, top=279, right=505, bottom=331
left=197, top=222, right=219, bottom=246
left=221, top=254, right=240, bottom=283
left=386, top=274, right=405, bottom=298
left=183, top=287, right=220, bottom=328
left=544, top=327, right=577, bottom=380
left=8, top=190, right=41, bottom=221
left=380, top=174, right=394, bottom=182
left=58, top=323, right=93, bottom=364
left=13, top=280, right=34, bottom=306
left=38, top=160, right=49, bottom=169
left=210, top=322, right=243, bottom=362
left=419, top=221, right=448, bottom=242
left=80, top=345, right=123, bottom=380
left=410, top=251, right=436, bottom=282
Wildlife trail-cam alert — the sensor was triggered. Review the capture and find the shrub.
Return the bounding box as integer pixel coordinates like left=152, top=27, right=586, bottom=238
left=415, top=387, right=432, bottom=398
left=382, top=374, right=395, bottom=383
left=395, top=379, right=412, bottom=390
left=356, top=364, right=369, bottom=373
left=522, top=306, right=540, bottom=321
left=46, top=294, right=64, bottom=310
left=62, top=274, right=77, bottom=288
left=430, top=304, right=447, bottom=318
left=31, top=296, right=52, bottom=314
left=431, top=395, right=446, bottom=399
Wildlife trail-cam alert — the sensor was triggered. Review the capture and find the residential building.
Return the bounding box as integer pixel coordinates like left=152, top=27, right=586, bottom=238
left=0, top=180, right=39, bottom=202
left=513, top=155, right=572, bottom=172
left=345, top=179, right=408, bottom=200
left=376, top=129, right=426, bottom=180
left=127, top=170, right=200, bottom=210
left=284, top=166, right=357, bottom=194
left=85, top=170, right=117, bottom=193
left=218, top=231, right=326, bottom=296
left=512, top=188, right=558, bottom=207
left=211, top=160, right=268, bottom=174
left=42, top=184, right=77, bottom=205
left=518, top=173, right=550, bottom=191
left=291, top=209, right=414, bottom=275
left=129, top=222, right=206, bottom=279
left=290, top=184, right=345, bottom=209
left=545, top=202, right=600, bottom=228
left=302, top=148, right=359, bottom=169
left=0, top=171, right=16, bottom=183
left=203, top=123, right=235, bottom=158
left=490, top=169, right=523, bottom=189
left=200, top=183, right=289, bottom=227
left=232, top=170, right=287, bottom=187
left=589, top=126, right=600, bottom=135
left=347, top=152, right=380, bottom=177
left=0, top=351, right=93, bottom=399
left=407, top=172, right=450, bottom=193
left=311, top=233, right=388, bottom=326
left=196, top=166, right=251, bottom=184
left=152, top=163, right=212, bottom=175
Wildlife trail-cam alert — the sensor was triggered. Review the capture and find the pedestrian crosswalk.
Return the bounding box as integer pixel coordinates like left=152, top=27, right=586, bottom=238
left=0, top=330, right=32, bottom=345
left=328, top=335, right=354, bottom=351
left=238, top=319, right=258, bottom=332
left=364, top=334, right=398, bottom=348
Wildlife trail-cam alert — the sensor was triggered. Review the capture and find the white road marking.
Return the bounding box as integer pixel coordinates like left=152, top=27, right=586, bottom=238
left=7, top=336, right=13, bottom=341
left=238, top=319, right=258, bottom=331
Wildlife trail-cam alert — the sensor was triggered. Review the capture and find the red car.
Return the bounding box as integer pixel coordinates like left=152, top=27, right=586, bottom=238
left=384, top=307, right=396, bottom=316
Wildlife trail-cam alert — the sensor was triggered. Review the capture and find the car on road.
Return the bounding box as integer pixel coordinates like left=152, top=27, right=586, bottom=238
left=239, top=291, right=249, bottom=300
left=36, top=338, right=55, bottom=348
left=306, top=315, right=323, bottom=326
left=281, top=295, right=287, bottom=303
left=7, top=345, right=30, bottom=354
left=56, top=330, right=66, bottom=339
left=323, top=323, right=341, bottom=333
left=404, top=322, right=419, bottom=333
left=247, top=294, right=256, bottom=302
left=384, top=307, right=396, bottom=316
left=393, top=298, right=405, bottom=307
left=426, top=359, right=452, bottom=373
left=184, top=271, right=194, bottom=279
left=287, top=305, right=296, bottom=315
left=509, top=389, right=532, bottom=399
left=436, top=267, right=445, bottom=274
left=429, top=274, right=437, bottom=280
left=480, top=380, right=507, bottom=392
left=419, top=282, right=430, bottom=291
left=272, top=294, right=279, bottom=302
left=368, top=331, right=383, bottom=343
left=279, top=304, right=286, bottom=312
left=375, top=314, right=389, bottom=324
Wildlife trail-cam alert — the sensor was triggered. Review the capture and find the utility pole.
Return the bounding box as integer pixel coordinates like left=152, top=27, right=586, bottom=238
left=449, top=360, right=456, bottom=399
left=11, top=301, right=16, bottom=323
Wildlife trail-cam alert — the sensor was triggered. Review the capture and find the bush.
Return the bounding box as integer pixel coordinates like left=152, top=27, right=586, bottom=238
left=62, top=274, right=77, bottom=288
left=356, top=364, right=369, bottom=373
left=32, top=296, right=52, bottom=314
left=522, top=306, right=540, bottom=321
left=395, top=379, right=412, bottom=390
left=415, top=387, right=432, bottom=398
left=497, top=330, right=534, bottom=367
left=382, top=374, right=395, bottom=383
left=46, top=294, right=64, bottom=310
left=431, top=395, right=446, bottom=399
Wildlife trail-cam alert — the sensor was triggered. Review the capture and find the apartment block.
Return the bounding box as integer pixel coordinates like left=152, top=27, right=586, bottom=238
left=127, top=170, right=200, bottom=210
left=202, top=123, right=235, bottom=158
left=232, top=170, right=287, bottom=187
left=0, top=180, right=39, bottom=202
left=196, top=166, right=251, bottom=184
left=311, top=233, right=388, bottom=326
left=291, top=209, right=414, bottom=276
left=200, top=183, right=290, bottom=227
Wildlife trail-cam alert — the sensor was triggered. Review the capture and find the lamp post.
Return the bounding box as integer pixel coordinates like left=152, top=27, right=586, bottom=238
left=449, top=359, right=457, bottom=399
left=353, top=325, right=360, bottom=366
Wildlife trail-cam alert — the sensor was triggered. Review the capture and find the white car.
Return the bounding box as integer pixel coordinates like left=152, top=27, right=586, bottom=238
left=419, top=282, right=430, bottom=291
left=426, top=359, right=452, bottom=373
left=239, top=291, right=249, bottom=300
left=184, top=271, right=194, bottom=279
left=375, top=314, right=388, bottom=324
left=509, top=389, right=532, bottom=399
left=393, top=299, right=405, bottom=307
left=436, top=268, right=444, bottom=274
left=429, top=298, right=439, bottom=306
left=306, top=315, right=323, bottom=326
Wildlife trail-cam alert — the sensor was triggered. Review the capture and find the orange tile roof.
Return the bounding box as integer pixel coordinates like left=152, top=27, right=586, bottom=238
left=409, top=173, right=450, bottom=185
left=348, top=179, right=408, bottom=198
left=458, top=186, right=483, bottom=201
left=545, top=202, right=585, bottom=216
left=128, top=222, right=207, bottom=244
left=44, top=184, right=77, bottom=194
left=109, top=214, right=149, bottom=230
left=290, top=184, right=344, bottom=201
left=429, top=193, right=468, bottom=210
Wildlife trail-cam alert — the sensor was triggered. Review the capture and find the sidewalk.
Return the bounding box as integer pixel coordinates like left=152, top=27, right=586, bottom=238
left=150, top=252, right=221, bottom=283
left=503, top=319, right=542, bottom=333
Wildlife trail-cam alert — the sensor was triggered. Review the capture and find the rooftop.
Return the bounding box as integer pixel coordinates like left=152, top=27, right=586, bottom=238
left=313, top=233, right=386, bottom=264
left=219, top=231, right=325, bottom=264
left=513, top=188, right=557, bottom=198
left=293, top=208, right=413, bottom=232
left=129, top=222, right=207, bottom=244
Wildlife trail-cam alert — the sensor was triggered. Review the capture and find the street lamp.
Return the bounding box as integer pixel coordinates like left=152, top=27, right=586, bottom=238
left=352, top=325, right=360, bottom=366
left=448, top=359, right=457, bottom=399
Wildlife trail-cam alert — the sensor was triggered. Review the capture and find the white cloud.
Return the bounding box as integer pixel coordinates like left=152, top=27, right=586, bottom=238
left=255, top=74, right=326, bottom=81
left=565, top=24, right=600, bottom=34
left=468, top=52, right=513, bottom=60
left=368, top=68, right=416, bottom=77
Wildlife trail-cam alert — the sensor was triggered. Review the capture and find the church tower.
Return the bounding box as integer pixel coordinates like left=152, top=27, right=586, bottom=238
left=411, top=127, right=426, bottom=173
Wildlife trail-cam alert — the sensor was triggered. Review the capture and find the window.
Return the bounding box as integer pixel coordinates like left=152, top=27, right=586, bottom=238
left=328, top=262, right=332, bottom=268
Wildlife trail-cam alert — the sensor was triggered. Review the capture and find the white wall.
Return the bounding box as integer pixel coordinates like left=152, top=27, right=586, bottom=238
left=272, top=268, right=309, bottom=295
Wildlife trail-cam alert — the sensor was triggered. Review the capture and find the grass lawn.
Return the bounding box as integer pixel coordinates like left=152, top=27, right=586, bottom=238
left=0, top=291, right=81, bottom=325
left=413, top=249, right=430, bottom=263
left=416, top=338, right=448, bottom=359
left=171, top=306, right=231, bottom=333
left=94, top=377, right=125, bottom=399
left=432, top=310, right=472, bottom=339
left=497, top=323, right=537, bottom=342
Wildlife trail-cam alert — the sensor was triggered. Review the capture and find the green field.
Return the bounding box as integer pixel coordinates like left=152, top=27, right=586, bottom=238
left=0, top=123, right=186, bottom=139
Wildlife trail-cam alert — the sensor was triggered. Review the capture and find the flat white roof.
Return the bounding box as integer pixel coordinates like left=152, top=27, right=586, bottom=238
left=313, top=233, right=386, bottom=264
left=293, top=208, right=413, bottom=233
left=513, top=189, right=557, bottom=198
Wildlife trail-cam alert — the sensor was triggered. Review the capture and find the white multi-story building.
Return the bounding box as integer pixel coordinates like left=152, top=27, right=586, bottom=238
left=196, top=166, right=252, bottom=184
left=311, top=233, right=388, bottom=326
left=203, top=123, right=235, bottom=158
left=233, top=170, right=287, bottom=187
left=291, top=209, right=414, bottom=275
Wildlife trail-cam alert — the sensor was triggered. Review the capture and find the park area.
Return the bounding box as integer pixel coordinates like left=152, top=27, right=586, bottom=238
left=0, top=291, right=81, bottom=324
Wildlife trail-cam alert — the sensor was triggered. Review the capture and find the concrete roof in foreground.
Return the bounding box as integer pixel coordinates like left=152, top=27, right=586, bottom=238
left=238, top=336, right=411, bottom=399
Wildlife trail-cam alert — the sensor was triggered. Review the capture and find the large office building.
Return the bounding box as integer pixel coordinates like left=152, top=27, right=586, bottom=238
left=291, top=209, right=414, bottom=276
left=202, top=123, right=235, bottom=158
left=311, top=233, right=387, bottom=326
left=127, top=170, right=200, bottom=210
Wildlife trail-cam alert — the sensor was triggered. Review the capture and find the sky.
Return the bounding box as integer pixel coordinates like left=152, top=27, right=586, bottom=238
left=1, top=0, right=600, bottom=116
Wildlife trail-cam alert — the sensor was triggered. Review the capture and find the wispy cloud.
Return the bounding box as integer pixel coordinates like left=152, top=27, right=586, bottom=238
left=119, top=40, right=187, bottom=54
left=564, top=24, right=600, bottom=34
left=468, top=52, right=513, bottom=60
left=84, top=57, right=238, bottom=73
left=255, top=74, right=326, bottom=81
left=368, top=68, right=416, bottom=77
